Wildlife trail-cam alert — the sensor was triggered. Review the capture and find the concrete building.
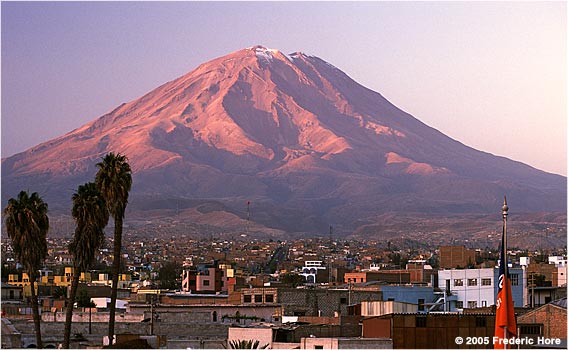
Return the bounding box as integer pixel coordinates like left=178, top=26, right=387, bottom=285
left=181, top=263, right=234, bottom=293
left=344, top=271, right=410, bottom=285
left=438, top=267, right=526, bottom=309
left=300, top=337, right=392, bottom=349
left=241, top=287, right=279, bottom=305
left=1, top=282, right=23, bottom=301
left=379, top=285, right=436, bottom=312
left=228, top=321, right=391, bottom=349
left=548, top=256, right=567, bottom=267
left=300, top=261, right=327, bottom=284
left=277, top=287, right=382, bottom=317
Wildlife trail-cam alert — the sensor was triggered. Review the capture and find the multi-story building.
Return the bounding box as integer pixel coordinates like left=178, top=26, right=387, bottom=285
left=299, top=261, right=326, bottom=284
left=181, top=263, right=234, bottom=293
left=438, top=267, right=526, bottom=310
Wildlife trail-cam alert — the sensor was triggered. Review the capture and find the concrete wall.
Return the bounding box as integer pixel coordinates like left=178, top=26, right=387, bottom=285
left=166, top=339, right=227, bottom=349
left=7, top=316, right=231, bottom=348
left=41, top=311, right=144, bottom=323
left=300, top=337, right=392, bottom=349
left=278, top=288, right=381, bottom=317
left=228, top=327, right=273, bottom=348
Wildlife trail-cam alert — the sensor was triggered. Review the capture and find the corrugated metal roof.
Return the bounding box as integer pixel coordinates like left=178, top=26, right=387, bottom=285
left=550, top=297, right=567, bottom=308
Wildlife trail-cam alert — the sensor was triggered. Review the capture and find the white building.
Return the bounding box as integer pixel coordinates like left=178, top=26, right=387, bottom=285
left=299, top=261, right=326, bottom=284
left=519, top=257, right=531, bottom=267
left=438, top=267, right=527, bottom=310
left=548, top=256, right=567, bottom=267
left=555, top=266, right=567, bottom=286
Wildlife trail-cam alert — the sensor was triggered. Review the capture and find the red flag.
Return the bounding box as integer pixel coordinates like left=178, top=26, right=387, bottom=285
left=494, top=221, right=516, bottom=348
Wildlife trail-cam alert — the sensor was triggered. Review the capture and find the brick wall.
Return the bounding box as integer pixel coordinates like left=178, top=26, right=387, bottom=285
left=518, top=304, right=567, bottom=338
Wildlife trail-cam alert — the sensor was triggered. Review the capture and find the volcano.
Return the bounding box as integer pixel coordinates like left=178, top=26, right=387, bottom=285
left=2, top=46, right=565, bottom=233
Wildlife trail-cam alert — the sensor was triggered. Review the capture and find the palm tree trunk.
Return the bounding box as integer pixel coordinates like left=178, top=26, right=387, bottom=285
left=108, top=216, right=123, bottom=344
left=29, top=277, right=43, bottom=349
left=63, top=273, right=80, bottom=348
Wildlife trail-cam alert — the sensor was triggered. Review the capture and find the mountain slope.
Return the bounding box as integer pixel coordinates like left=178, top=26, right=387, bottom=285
left=2, top=46, right=565, bottom=233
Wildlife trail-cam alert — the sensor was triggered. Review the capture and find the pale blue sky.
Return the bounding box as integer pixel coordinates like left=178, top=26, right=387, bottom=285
left=2, top=1, right=566, bottom=175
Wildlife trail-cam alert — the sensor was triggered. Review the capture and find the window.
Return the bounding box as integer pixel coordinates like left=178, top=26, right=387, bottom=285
left=255, top=294, right=262, bottom=303
left=482, top=278, right=492, bottom=286
left=418, top=299, right=425, bottom=311
left=340, top=297, right=347, bottom=304
left=265, top=294, right=274, bottom=303
left=520, top=324, right=542, bottom=335
left=212, top=311, right=217, bottom=322
left=454, top=279, right=464, bottom=286
left=243, top=295, right=252, bottom=303
left=203, top=280, right=210, bottom=286
left=467, top=278, right=477, bottom=286
left=315, top=346, right=324, bottom=349
left=456, top=301, right=463, bottom=308
left=468, top=301, right=477, bottom=308
left=510, top=274, right=519, bottom=286
left=416, top=317, right=427, bottom=327
left=482, top=300, right=487, bottom=307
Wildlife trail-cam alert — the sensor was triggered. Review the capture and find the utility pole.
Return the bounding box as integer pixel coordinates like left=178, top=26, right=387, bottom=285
left=150, top=294, right=158, bottom=335
left=529, top=273, right=535, bottom=308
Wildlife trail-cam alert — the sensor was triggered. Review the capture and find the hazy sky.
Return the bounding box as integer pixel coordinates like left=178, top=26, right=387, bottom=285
left=2, top=1, right=566, bottom=176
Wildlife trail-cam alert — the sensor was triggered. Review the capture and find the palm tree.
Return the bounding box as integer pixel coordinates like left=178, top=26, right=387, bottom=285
left=95, top=152, right=132, bottom=343
left=63, top=182, right=108, bottom=348
left=229, top=339, right=269, bottom=349
left=4, top=191, right=49, bottom=348
left=76, top=289, right=96, bottom=335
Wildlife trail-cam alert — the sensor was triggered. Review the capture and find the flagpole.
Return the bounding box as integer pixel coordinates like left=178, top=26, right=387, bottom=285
left=502, top=197, right=508, bottom=282
left=502, top=196, right=509, bottom=348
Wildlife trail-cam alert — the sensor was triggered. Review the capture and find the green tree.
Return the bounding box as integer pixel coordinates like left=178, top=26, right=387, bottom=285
left=4, top=191, right=49, bottom=348
left=95, top=152, right=132, bottom=342
left=158, top=261, right=182, bottom=290
left=76, top=289, right=95, bottom=308
left=63, top=182, right=109, bottom=348
left=76, top=289, right=96, bottom=335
